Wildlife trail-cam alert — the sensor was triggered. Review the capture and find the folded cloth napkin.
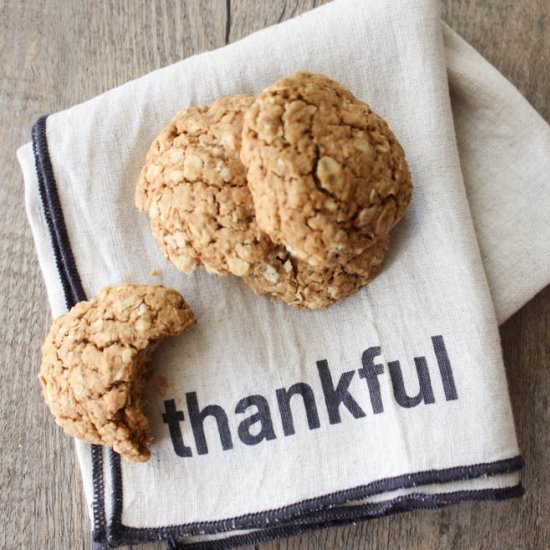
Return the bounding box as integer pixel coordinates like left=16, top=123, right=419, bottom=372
left=17, top=0, right=550, bottom=548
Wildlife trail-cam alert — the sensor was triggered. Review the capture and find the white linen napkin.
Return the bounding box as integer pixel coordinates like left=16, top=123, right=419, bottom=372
left=17, top=0, right=550, bottom=548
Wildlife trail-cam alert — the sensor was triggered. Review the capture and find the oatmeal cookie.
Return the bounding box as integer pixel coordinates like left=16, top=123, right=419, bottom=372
left=244, top=236, right=388, bottom=309
left=136, top=95, right=272, bottom=277
left=39, top=283, right=195, bottom=462
left=241, top=72, right=412, bottom=269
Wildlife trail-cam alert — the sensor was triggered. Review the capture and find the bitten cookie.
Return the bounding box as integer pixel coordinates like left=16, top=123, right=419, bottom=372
left=39, top=283, right=195, bottom=462
left=136, top=95, right=272, bottom=277
left=241, top=72, right=412, bottom=269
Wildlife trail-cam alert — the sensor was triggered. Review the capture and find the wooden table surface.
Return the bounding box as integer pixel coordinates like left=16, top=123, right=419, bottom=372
left=1, top=1, right=548, bottom=549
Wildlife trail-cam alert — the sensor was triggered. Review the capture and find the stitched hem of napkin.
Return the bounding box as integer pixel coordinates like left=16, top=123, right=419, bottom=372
left=31, top=115, right=524, bottom=550
left=32, top=116, right=108, bottom=543
left=169, top=484, right=524, bottom=549
left=106, top=453, right=523, bottom=546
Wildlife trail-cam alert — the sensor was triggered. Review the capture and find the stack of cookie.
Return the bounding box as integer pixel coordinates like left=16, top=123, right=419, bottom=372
left=136, top=72, right=412, bottom=308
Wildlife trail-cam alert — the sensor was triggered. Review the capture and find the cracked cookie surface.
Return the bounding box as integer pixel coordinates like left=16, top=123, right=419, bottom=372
left=136, top=95, right=272, bottom=277
left=241, top=72, right=412, bottom=269
left=39, top=283, right=195, bottom=462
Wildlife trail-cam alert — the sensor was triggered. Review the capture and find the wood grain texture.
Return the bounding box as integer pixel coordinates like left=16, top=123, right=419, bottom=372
left=0, top=1, right=547, bottom=549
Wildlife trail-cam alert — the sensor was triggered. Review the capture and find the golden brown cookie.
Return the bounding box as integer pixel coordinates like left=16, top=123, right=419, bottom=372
left=39, top=283, right=195, bottom=462
left=136, top=95, right=272, bottom=277
left=244, top=237, right=388, bottom=308
left=241, top=72, right=412, bottom=269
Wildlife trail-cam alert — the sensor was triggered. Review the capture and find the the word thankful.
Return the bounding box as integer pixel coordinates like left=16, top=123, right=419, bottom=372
left=162, top=335, right=457, bottom=457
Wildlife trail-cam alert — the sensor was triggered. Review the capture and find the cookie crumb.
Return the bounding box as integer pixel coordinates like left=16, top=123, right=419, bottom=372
left=149, top=268, right=160, bottom=277
left=158, top=375, right=170, bottom=397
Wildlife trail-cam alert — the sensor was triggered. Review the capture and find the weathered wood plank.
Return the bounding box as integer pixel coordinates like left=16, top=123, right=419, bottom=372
left=0, top=1, right=547, bottom=549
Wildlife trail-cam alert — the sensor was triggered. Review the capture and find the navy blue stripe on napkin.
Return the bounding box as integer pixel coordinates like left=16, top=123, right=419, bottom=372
left=32, top=116, right=108, bottom=546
